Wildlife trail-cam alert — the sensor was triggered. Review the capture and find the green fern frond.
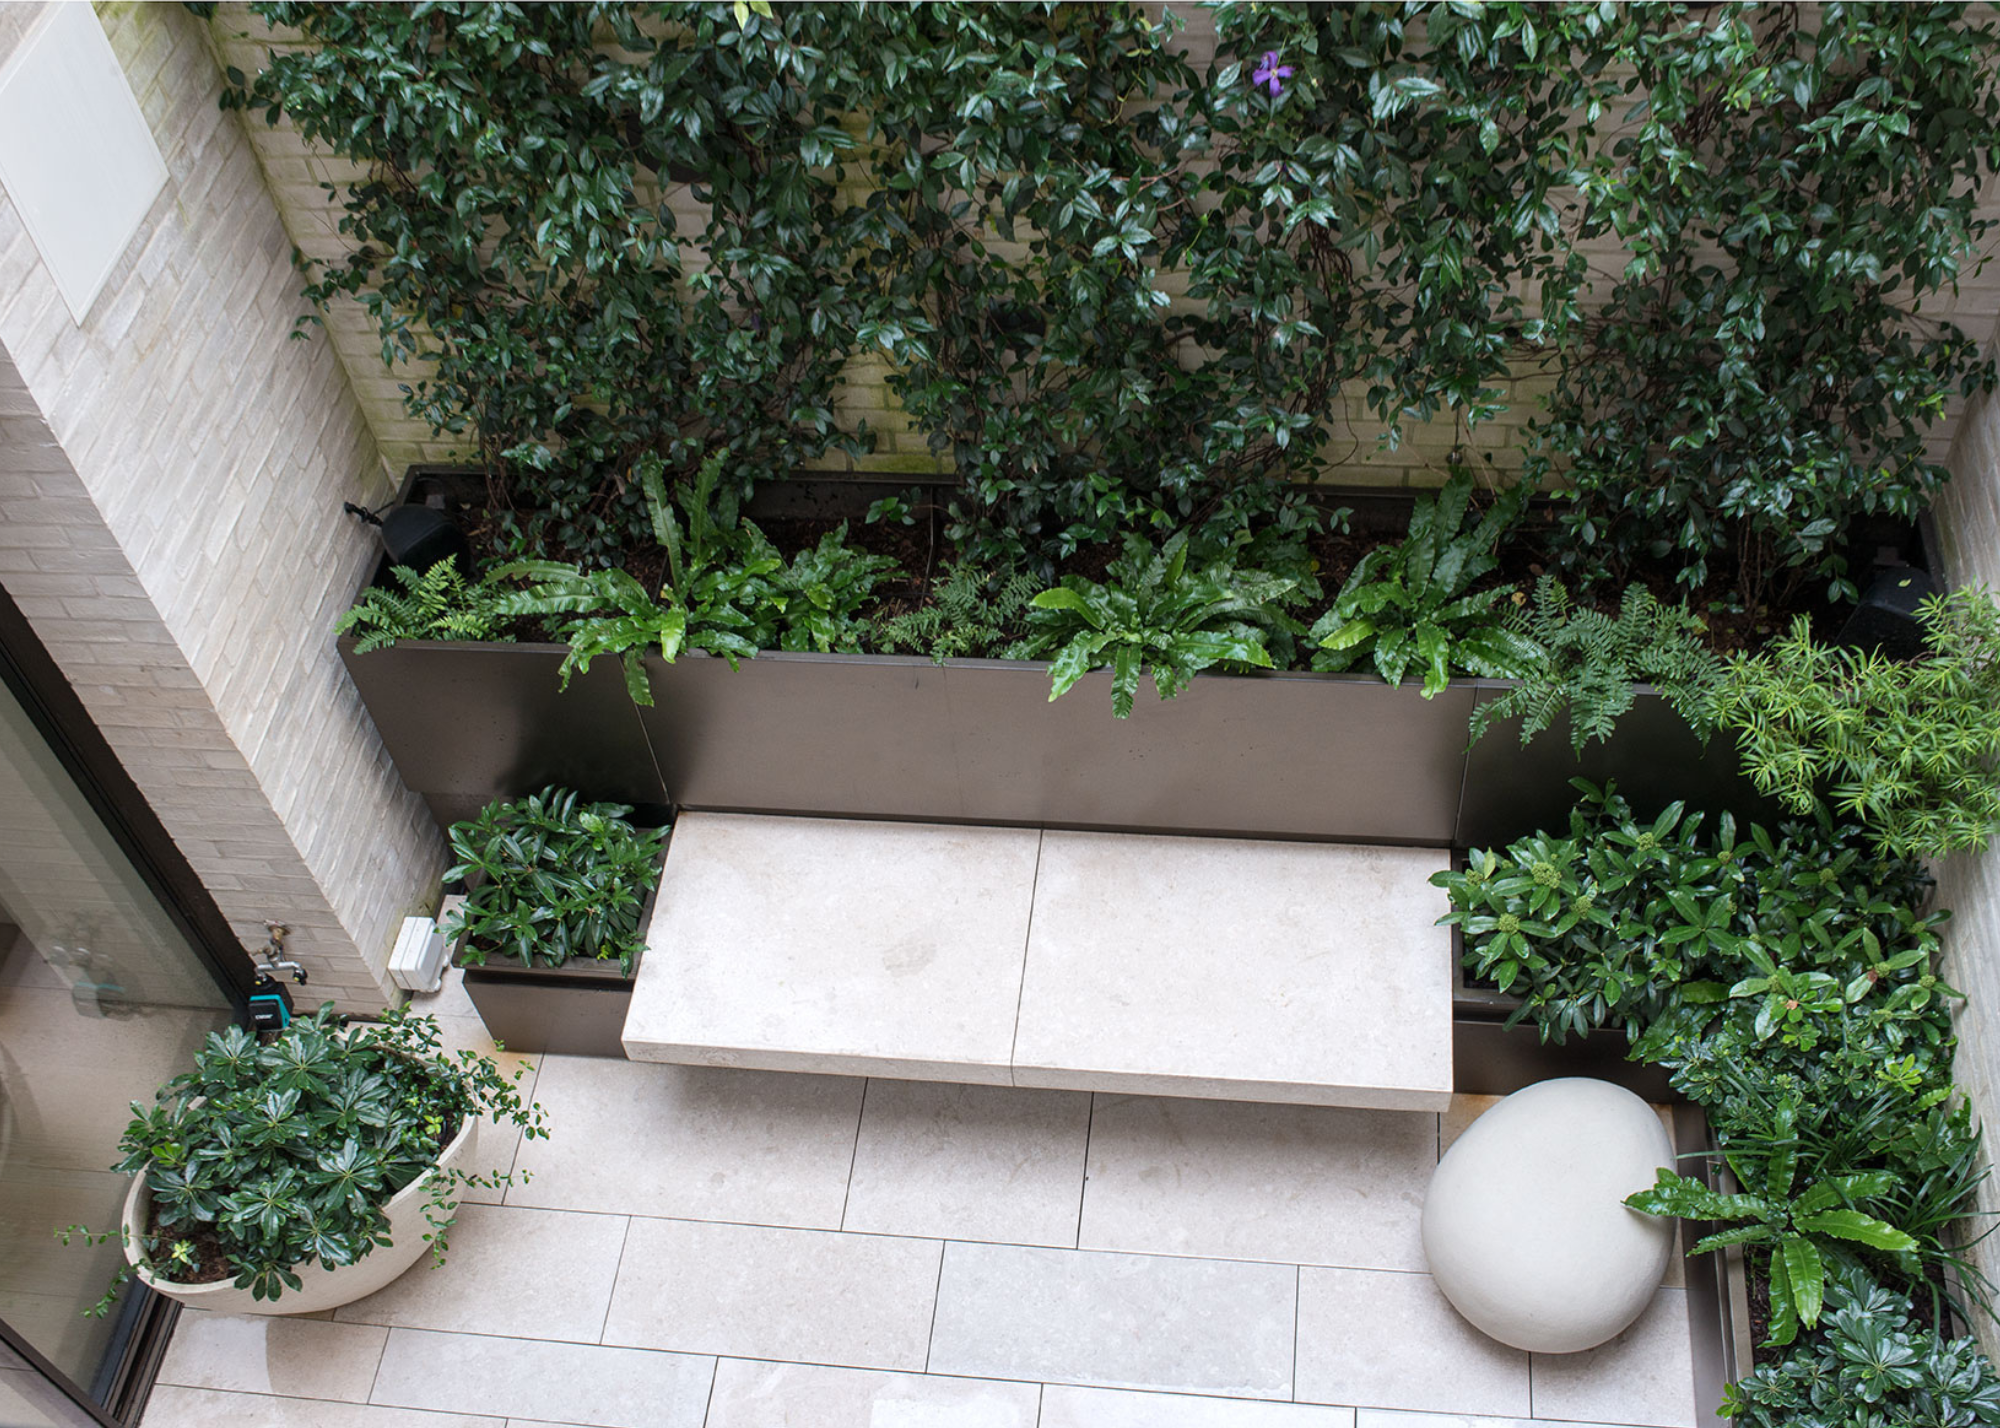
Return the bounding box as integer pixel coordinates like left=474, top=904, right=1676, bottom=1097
left=337, top=561, right=514, bottom=652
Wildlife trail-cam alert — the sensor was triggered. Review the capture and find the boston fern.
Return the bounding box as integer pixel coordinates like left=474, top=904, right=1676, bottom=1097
left=69, top=1005, right=544, bottom=1308
left=1468, top=577, right=1725, bottom=752
left=335, top=560, right=515, bottom=652
left=443, top=788, right=667, bottom=975
left=1012, top=529, right=1305, bottom=719
left=875, top=559, right=1040, bottom=664
left=1311, top=471, right=1538, bottom=696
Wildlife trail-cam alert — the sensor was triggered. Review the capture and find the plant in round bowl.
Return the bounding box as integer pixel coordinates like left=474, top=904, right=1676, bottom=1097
left=64, top=1004, right=545, bottom=1315
left=442, top=786, right=670, bottom=1056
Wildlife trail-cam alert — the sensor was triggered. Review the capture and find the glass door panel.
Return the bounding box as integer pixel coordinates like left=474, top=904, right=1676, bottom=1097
left=0, top=672, right=231, bottom=1406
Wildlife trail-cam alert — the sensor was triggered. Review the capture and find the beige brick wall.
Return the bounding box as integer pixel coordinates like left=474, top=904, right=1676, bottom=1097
left=0, top=3, right=447, bottom=1010
left=1934, top=319, right=2000, bottom=1351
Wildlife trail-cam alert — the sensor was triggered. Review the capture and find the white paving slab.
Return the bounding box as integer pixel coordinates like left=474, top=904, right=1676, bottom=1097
left=1042, top=1385, right=1357, bottom=1426
left=624, top=813, right=1041, bottom=1081
left=704, top=1360, right=1039, bottom=1427
left=1530, top=1289, right=1698, bottom=1428
left=369, top=1328, right=713, bottom=1428
left=1080, top=1095, right=1436, bottom=1270
left=156, top=1312, right=387, bottom=1403
left=141, top=1385, right=500, bottom=1428
left=928, top=1241, right=1297, bottom=1399
left=1295, top=1267, right=1531, bottom=1417
left=506, top=1056, right=863, bottom=1228
left=332, top=1203, right=626, bottom=1343
left=844, top=1079, right=1091, bottom=1245
left=601, top=1217, right=942, bottom=1371
left=1013, top=832, right=1453, bottom=1108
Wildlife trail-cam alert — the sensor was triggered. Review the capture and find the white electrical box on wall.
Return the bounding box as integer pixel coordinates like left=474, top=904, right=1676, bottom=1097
left=0, top=4, right=170, bottom=324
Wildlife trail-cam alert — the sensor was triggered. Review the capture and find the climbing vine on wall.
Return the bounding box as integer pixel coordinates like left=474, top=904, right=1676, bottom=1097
left=222, top=1, right=2000, bottom=598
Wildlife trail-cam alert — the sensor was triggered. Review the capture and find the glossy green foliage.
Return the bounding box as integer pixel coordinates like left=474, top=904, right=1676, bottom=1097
left=221, top=3, right=881, bottom=560
left=335, top=560, right=516, bottom=652
left=856, top=2, right=1645, bottom=562
left=1013, top=529, right=1309, bottom=718
left=1468, top=577, right=1725, bottom=752
left=96, top=1006, right=544, bottom=1305
left=1436, top=783, right=1947, bottom=1051
left=496, top=457, right=899, bottom=703
left=1628, top=1156, right=1915, bottom=1345
left=443, top=787, right=667, bottom=974
left=1310, top=471, right=1538, bottom=696
left=875, top=560, right=1040, bottom=664
left=1725, top=1266, right=2000, bottom=1425
left=1716, top=588, right=2000, bottom=858
left=1539, top=3, right=2000, bottom=601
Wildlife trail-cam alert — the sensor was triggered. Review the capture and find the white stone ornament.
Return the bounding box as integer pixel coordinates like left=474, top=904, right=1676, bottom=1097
left=1421, top=1076, right=1676, bottom=1353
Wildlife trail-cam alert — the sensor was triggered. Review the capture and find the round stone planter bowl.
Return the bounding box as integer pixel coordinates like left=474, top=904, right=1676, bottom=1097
left=119, top=1114, right=479, bottom=1315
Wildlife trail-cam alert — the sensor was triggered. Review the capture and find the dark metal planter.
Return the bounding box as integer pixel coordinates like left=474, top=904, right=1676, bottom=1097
left=338, top=639, right=668, bottom=830
left=450, top=846, right=669, bottom=1059
left=342, top=634, right=1784, bottom=848
left=457, top=955, right=637, bottom=1059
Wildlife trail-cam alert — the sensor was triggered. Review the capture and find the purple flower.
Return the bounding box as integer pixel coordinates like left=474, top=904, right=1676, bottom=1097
left=1251, top=51, right=1293, bottom=96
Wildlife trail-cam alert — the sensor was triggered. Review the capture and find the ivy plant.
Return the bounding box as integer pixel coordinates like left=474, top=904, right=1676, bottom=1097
left=64, top=1005, right=545, bottom=1308
left=1536, top=3, right=2000, bottom=604
left=443, top=787, right=667, bottom=975
left=1011, top=528, right=1307, bottom=719
left=219, top=3, right=887, bottom=560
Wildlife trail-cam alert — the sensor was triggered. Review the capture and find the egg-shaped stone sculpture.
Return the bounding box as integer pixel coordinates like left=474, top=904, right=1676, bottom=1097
left=1421, top=1077, right=1676, bottom=1353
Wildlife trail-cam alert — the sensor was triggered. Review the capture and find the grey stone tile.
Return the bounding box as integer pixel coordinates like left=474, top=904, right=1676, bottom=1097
left=1356, top=1415, right=1629, bottom=1428
left=1013, top=833, right=1452, bottom=1108
left=602, top=1217, right=942, bottom=1371
left=844, top=1080, right=1090, bottom=1246
left=141, top=1384, right=501, bottom=1428
left=624, top=813, right=1040, bottom=1081
left=705, top=1359, right=1039, bottom=1427
left=1080, top=1095, right=1435, bottom=1270
left=928, top=1241, right=1297, bottom=1399
left=431, top=1012, right=539, bottom=1206
left=333, top=1202, right=626, bottom=1343
left=369, top=1328, right=711, bottom=1428
left=506, top=1056, right=862, bottom=1228
left=1043, top=1385, right=1358, bottom=1426
left=157, top=1311, right=387, bottom=1403
left=1529, top=1288, right=1697, bottom=1428
left=1295, top=1267, right=1530, bottom=1417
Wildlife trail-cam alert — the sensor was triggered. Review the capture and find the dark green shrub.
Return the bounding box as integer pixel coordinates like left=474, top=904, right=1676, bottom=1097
left=443, top=788, right=667, bottom=975
left=71, top=1006, right=544, bottom=1306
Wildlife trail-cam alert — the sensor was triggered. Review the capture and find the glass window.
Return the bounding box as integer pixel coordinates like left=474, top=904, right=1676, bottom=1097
left=0, top=669, right=231, bottom=1413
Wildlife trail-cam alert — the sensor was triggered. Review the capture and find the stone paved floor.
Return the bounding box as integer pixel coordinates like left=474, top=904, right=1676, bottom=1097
left=138, top=972, right=1701, bottom=1428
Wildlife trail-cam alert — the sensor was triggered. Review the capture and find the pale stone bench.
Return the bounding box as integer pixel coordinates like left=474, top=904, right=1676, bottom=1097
left=621, top=812, right=1455, bottom=1110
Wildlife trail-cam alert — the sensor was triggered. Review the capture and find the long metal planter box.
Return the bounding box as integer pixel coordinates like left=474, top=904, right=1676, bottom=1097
left=340, top=639, right=1778, bottom=848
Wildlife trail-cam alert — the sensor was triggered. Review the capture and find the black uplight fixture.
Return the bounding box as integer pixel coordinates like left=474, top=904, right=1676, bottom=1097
left=342, top=497, right=473, bottom=576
